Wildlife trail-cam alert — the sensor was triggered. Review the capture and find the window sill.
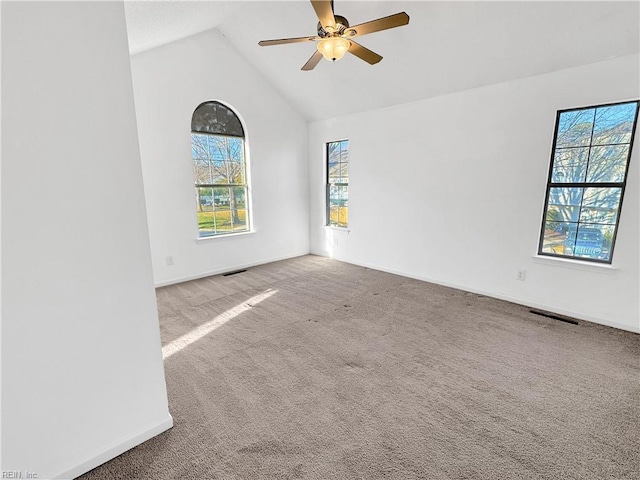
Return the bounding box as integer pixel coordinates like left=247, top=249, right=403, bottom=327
left=325, top=226, right=350, bottom=233
left=196, top=230, right=254, bottom=242
left=532, top=254, right=617, bottom=274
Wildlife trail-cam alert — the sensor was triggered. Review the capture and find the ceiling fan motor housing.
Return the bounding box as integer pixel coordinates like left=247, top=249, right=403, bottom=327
left=317, top=15, right=350, bottom=37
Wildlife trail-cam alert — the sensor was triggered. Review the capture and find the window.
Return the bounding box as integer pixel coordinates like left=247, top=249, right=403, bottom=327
left=191, top=101, right=250, bottom=237
left=539, top=100, right=639, bottom=263
left=327, top=140, right=349, bottom=227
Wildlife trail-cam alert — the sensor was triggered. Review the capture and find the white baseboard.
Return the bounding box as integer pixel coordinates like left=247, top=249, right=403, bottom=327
left=51, top=414, right=174, bottom=479
left=154, top=251, right=310, bottom=288
left=338, top=257, right=640, bottom=334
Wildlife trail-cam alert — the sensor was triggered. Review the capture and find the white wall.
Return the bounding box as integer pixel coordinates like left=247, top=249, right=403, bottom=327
left=1, top=2, right=172, bottom=478
left=309, top=55, right=640, bottom=333
left=130, top=29, right=309, bottom=286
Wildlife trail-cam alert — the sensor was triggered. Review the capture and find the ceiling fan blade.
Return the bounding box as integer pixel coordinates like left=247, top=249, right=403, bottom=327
left=347, top=12, right=410, bottom=38
left=259, top=36, right=319, bottom=47
left=347, top=41, right=382, bottom=65
left=310, top=0, right=336, bottom=31
left=301, top=50, right=323, bottom=71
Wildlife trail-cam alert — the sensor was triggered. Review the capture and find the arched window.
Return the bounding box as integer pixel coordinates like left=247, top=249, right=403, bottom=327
left=191, top=101, right=250, bottom=237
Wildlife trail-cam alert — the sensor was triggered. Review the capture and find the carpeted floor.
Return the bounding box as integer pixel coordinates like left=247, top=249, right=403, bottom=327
left=80, top=255, right=640, bottom=479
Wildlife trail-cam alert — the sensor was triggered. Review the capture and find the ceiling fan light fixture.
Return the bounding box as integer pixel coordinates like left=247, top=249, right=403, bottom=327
left=317, top=36, right=350, bottom=61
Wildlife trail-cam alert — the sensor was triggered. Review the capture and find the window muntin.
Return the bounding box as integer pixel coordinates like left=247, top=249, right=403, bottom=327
left=191, top=102, right=249, bottom=237
left=539, top=100, right=639, bottom=263
left=327, top=140, right=349, bottom=228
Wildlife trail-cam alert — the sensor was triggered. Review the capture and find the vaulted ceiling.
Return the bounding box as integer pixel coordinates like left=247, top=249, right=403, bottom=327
left=124, top=1, right=640, bottom=121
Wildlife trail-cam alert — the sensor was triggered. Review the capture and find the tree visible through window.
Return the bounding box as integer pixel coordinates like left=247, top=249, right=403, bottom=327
left=327, top=140, right=349, bottom=227
left=539, top=100, right=639, bottom=263
left=191, top=101, right=250, bottom=237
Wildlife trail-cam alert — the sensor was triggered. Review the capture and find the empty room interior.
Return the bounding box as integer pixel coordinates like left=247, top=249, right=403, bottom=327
left=2, top=1, right=640, bottom=479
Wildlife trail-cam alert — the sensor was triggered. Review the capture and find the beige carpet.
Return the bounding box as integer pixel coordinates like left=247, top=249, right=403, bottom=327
left=80, top=255, right=640, bottom=479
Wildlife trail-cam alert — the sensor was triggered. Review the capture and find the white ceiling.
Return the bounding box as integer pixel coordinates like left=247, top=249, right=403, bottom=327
left=124, top=1, right=640, bottom=121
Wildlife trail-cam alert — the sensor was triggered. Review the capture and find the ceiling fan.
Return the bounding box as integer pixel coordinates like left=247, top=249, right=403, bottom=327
left=258, top=0, right=410, bottom=71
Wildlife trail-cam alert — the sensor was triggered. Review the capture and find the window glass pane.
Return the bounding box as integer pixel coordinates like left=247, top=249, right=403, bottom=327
left=233, top=187, right=247, bottom=209
left=580, top=187, right=621, bottom=224
left=556, top=108, right=595, bottom=148
left=585, top=145, right=629, bottom=183
left=232, top=210, right=248, bottom=232
left=592, top=102, right=638, bottom=145
left=566, top=225, right=607, bottom=260
left=197, top=187, right=215, bottom=235
left=197, top=187, right=213, bottom=210
left=551, top=148, right=588, bottom=183
left=193, top=135, right=237, bottom=185
left=191, top=133, right=209, bottom=158
left=329, top=185, right=348, bottom=227
left=329, top=142, right=348, bottom=170
left=208, top=160, right=226, bottom=184
left=329, top=185, right=348, bottom=203
left=198, top=214, right=216, bottom=236
left=205, top=137, right=244, bottom=184
left=597, top=224, right=615, bottom=262
left=193, top=158, right=211, bottom=185
left=545, top=204, right=581, bottom=223
left=209, top=137, right=224, bottom=160
left=213, top=187, right=231, bottom=208
left=338, top=162, right=349, bottom=184
left=541, top=221, right=576, bottom=255
left=545, top=187, right=583, bottom=225
left=328, top=161, right=340, bottom=183
left=213, top=210, right=231, bottom=233
left=548, top=187, right=583, bottom=207
left=329, top=205, right=348, bottom=227
left=339, top=140, right=349, bottom=158
left=328, top=142, right=341, bottom=161
left=208, top=137, right=221, bottom=160
left=224, top=137, right=244, bottom=162
left=328, top=143, right=341, bottom=182
left=228, top=160, right=245, bottom=184
left=563, top=223, right=608, bottom=260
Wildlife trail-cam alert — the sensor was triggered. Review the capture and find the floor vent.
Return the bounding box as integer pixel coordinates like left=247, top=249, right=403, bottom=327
left=530, top=309, right=579, bottom=325
left=223, top=269, right=247, bottom=277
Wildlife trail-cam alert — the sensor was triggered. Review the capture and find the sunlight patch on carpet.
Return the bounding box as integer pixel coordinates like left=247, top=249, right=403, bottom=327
left=162, top=289, right=278, bottom=359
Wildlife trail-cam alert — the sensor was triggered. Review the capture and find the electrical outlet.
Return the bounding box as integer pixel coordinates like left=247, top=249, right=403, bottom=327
left=165, top=256, right=174, bottom=266
left=516, top=270, right=526, bottom=281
